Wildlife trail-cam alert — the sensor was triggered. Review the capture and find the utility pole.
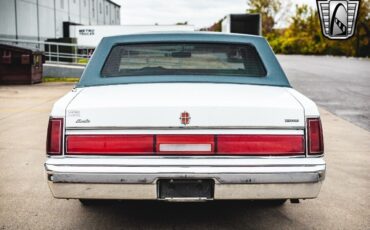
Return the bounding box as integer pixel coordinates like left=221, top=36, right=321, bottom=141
left=14, top=0, right=18, bottom=40
left=36, top=0, right=40, bottom=42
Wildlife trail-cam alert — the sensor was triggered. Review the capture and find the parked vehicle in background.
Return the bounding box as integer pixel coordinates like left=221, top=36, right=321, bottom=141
left=45, top=32, right=325, bottom=205
left=221, top=14, right=262, bottom=35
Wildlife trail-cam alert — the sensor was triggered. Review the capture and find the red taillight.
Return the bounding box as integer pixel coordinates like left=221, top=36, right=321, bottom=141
left=66, top=135, right=154, bottom=155
left=65, top=134, right=306, bottom=156
left=156, top=135, right=214, bottom=154
left=46, top=118, right=63, bottom=155
left=308, top=118, right=324, bottom=155
left=217, top=135, right=305, bottom=155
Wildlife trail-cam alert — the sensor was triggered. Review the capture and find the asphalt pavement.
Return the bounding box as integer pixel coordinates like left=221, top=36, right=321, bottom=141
left=278, top=55, right=370, bottom=131
left=0, top=55, right=369, bottom=229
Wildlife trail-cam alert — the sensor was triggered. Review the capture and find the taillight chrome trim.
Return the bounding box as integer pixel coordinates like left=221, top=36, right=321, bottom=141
left=65, top=126, right=304, bottom=131
left=46, top=117, right=64, bottom=155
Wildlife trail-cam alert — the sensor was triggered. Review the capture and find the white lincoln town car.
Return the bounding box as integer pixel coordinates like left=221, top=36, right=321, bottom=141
left=45, top=32, right=325, bottom=205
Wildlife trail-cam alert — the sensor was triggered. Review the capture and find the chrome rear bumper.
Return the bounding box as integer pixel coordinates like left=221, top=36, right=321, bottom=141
left=45, top=157, right=326, bottom=200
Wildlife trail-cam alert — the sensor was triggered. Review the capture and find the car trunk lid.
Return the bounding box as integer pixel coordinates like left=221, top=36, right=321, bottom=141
left=65, top=83, right=304, bottom=129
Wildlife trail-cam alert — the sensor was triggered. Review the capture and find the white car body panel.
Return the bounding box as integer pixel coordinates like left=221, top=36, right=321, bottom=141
left=50, top=89, right=83, bottom=117
left=286, top=88, right=320, bottom=117
left=63, top=84, right=306, bottom=129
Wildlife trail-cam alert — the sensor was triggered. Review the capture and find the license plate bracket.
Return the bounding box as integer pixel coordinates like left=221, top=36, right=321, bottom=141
left=158, top=179, right=214, bottom=200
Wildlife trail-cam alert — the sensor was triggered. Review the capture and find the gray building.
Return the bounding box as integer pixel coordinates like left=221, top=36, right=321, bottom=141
left=0, top=0, right=121, bottom=41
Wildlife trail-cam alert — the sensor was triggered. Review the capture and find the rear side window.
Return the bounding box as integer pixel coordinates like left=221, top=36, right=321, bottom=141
left=102, top=43, right=266, bottom=77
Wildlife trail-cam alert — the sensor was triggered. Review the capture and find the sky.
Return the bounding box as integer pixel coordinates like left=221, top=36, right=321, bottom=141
left=111, top=0, right=317, bottom=29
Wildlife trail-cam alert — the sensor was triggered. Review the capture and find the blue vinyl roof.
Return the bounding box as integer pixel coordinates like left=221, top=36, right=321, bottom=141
left=77, top=32, right=291, bottom=88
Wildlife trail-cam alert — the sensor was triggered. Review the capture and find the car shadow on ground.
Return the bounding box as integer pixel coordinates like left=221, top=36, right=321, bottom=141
left=77, top=200, right=293, bottom=229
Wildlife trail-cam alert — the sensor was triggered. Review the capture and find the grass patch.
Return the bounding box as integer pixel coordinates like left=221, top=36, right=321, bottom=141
left=77, top=58, right=89, bottom=64
left=43, top=77, right=80, bottom=83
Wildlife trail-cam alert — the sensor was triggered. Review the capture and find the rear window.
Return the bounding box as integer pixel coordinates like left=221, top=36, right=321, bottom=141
left=101, top=43, right=266, bottom=77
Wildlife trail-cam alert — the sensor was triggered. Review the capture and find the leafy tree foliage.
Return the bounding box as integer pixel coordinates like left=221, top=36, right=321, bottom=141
left=247, top=0, right=281, bottom=34
left=205, top=19, right=223, bottom=32
left=267, top=0, right=370, bottom=57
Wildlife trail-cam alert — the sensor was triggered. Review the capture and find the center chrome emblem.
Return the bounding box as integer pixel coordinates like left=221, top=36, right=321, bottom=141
left=180, top=111, right=191, bottom=125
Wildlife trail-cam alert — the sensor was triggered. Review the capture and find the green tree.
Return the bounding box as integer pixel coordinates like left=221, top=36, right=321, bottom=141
left=353, top=0, right=370, bottom=56
left=247, top=0, right=281, bottom=34
left=278, top=5, right=326, bottom=54
left=268, top=2, right=370, bottom=57
left=205, top=19, right=223, bottom=32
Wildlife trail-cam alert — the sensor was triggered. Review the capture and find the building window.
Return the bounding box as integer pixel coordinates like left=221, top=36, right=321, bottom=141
left=106, top=5, right=108, bottom=15
left=73, top=0, right=76, bottom=3
left=60, top=0, right=64, bottom=9
left=83, top=0, right=86, bottom=7
left=99, top=2, right=102, bottom=14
